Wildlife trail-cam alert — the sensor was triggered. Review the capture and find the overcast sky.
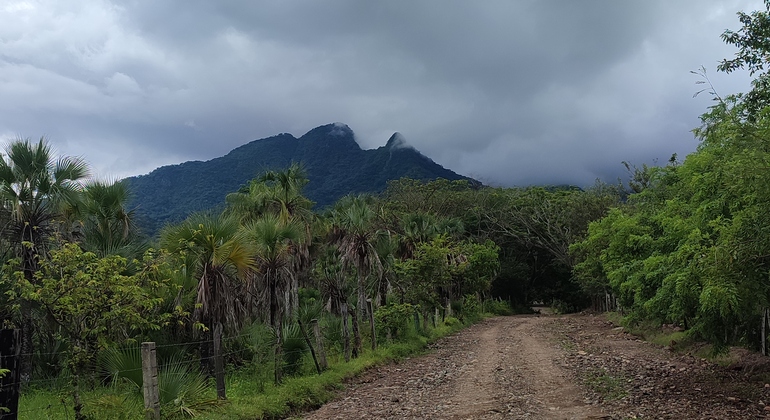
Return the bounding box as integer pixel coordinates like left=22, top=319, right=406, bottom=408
left=0, top=0, right=762, bottom=187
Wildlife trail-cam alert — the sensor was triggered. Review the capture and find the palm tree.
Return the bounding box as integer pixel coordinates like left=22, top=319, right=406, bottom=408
left=243, top=213, right=303, bottom=383
left=77, top=180, right=146, bottom=260
left=160, top=212, right=253, bottom=372
left=226, top=163, right=314, bottom=315
left=0, top=137, right=89, bottom=378
left=398, top=212, right=439, bottom=260
left=374, top=231, right=398, bottom=307
left=0, top=138, right=89, bottom=277
left=226, top=162, right=313, bottom=224
left=330, top=195, right=383, bottom=329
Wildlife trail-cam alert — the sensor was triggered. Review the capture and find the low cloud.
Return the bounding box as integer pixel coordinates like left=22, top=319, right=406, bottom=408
left=0, top=0, right=761, bottom=187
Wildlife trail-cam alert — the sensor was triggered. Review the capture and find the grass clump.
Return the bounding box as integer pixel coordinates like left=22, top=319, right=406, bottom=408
left=583, top=368, right=628, bottom=401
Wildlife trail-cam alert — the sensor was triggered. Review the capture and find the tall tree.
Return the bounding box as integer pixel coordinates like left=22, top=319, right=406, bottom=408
left=331, top=195, right=382, bottom=320
left=227, top=163, right=313, bottom=315
left=77, top=180, right=146, bottom=260
left=13, top=244, right=162, bottom=420
left=718, top=0, right=770, bottom=119
left=243, top=213, right=303, bottom=383
left=0, top=137, right=89, bottom=379
left=160, top=212, right=253, bottom=371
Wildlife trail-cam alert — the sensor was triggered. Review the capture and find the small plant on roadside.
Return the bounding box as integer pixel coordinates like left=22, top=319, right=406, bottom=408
left=443, top=316, right=461, bottom=327
left=484, top=299, right=513, bottom=316
left=583, top=368, right=628, bottom=401
left=461, top=294, right=482, bottom=322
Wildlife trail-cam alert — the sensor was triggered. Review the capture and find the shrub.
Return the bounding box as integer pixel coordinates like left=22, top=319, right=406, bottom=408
left=484, top=299, right=513, bottom=316
left=443, top=316, right=461, bottom=327
left=374, top=303, right=415, bottom=340
left=461, top=294, right=482, bottom=322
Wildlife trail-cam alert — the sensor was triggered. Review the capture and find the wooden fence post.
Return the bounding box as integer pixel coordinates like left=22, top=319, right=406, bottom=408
left=367, top=299, right=377, bottom=351
left=0, top=329, right=20, bottom=420
left=213, top=323, right=226, bottom=399
left=141, top=342, right=160, bottom=420
left=311, top=319, right=327, bottom=370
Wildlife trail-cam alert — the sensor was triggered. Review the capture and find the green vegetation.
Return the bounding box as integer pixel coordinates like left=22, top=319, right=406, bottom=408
left=15, top=310, right=473, bottom=419
left=583, top=368, right=628, bottom=401
left=570, top=1, right=770, bottom=353
left=8, top=3, right=770, bottom=417
left=5, top=144, right=560, bottom=418
left=125, top=125, right=471, bottom=234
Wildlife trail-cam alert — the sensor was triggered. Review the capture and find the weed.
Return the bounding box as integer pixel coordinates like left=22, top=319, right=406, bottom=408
left=583, top=368, right=628, bottom=401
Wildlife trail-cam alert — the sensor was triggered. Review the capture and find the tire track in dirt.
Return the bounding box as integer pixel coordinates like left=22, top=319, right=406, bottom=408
left=302, top=315, right=605, bottom=419
left=446, top=319, right=503, bottom=417
left=495, top=316, right=604, bottom=419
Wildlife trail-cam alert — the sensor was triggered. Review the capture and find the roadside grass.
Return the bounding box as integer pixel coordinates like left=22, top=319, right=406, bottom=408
left=19, top=385, right=146, bottom=420
left=602, top=311, right=740, bottom=363
left=582, top=368, right=628, bottom=401
left=17, top=312, right=493, bottom=420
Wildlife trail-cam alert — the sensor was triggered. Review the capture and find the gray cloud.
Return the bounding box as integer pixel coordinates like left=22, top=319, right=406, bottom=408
left=0, top=0, right=762, bottom=186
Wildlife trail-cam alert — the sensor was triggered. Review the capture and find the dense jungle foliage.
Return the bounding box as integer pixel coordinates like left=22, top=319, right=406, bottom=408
left=0, top=142, right=620, bottom=418
left=571, top=0, right=770, bottom=352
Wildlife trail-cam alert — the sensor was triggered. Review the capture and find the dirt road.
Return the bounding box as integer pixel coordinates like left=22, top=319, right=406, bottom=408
left=303, top=314, right=770, bottom=419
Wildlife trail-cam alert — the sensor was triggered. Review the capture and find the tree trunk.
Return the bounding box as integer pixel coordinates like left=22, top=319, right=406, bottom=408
left=298, top=319, right=321, bottom=374
left=19, top=233, right=40, bottom=383
left=19, top=311, right=33, bottom=384
left=273, top=311, right=283, bottom=384
left=0, top=329, right=21, bottom=419
left=70, top=342, right=86, bottom=420
left=378, top=276, right=388, bottom=307
left=349, top=306, right=361, bottom=359
left=199, top=316, right=214, bottom=376
left=357, top=273, right=367, bottom=322
left=341, top=302, right=350, bottom=362
left=290, top=275, right=299, bottom=317
left=269, top=274, right=283, bottom=384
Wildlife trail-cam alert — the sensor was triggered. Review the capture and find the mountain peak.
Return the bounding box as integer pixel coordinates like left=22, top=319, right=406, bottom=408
left=301, top=122, right=354, bottom=138
left=330, top=122, right=353, bottom=137
left=385, top=132, right=415, bottom=151
left=125, top=123, right=470, bottom=234
left=299, top=123, right=360, bottom=150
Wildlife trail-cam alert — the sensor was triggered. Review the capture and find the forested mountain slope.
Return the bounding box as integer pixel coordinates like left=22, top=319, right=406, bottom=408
left=124, top=123, right=471, bottom=234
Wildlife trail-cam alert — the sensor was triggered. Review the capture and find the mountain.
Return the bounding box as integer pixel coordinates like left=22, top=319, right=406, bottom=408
left=124, top=123, right=473, bottom=235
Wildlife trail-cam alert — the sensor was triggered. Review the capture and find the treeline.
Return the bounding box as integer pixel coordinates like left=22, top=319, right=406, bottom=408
left=571, top=2, right=770, bottom=352
left=0, top=141, right=620, bottom=418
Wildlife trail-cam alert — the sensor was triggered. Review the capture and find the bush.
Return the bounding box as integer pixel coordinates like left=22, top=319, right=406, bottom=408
left=282, top=323, right=308, bottom=376
left=443, top=316, right=461, bottom=327
left=484, top=299, right=513, bottom=316
left=374, top=303, right=415, bottom=340
left=461, top=294, right=482, bottom=322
